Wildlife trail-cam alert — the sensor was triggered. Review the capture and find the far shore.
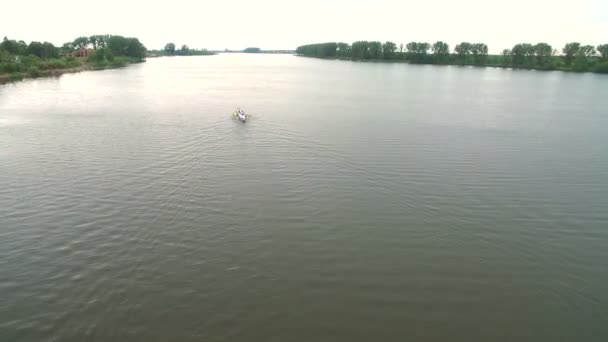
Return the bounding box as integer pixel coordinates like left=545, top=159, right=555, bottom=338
left=294, top=54, right=601, bottom=73
left=296, top=42, right=608, bottom=74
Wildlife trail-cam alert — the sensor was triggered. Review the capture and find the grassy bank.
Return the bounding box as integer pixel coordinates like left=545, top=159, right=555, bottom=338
left=1, top=55, right=79, bottom=81
left=0, top=57, right=143, bottom=84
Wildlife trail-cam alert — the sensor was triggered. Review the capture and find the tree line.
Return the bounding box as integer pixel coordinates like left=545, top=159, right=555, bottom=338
left=1, top=35, right=147, bottom=61
left=1, top=37, right=59, bottom=59
left=243, top=47, right=261, bottom=53
left=153, top=42, right=214, bottom=56
left=296, top=41, right=608, bottom=73
left=66, top=35, right=147, bottom=60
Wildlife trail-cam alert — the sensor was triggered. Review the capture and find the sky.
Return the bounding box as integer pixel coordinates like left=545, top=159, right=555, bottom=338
left=2, top=0, right=607, bottom=53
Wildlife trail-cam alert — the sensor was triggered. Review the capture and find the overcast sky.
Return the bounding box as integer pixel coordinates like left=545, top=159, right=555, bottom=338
left=2, top=0, right=607, bottom=53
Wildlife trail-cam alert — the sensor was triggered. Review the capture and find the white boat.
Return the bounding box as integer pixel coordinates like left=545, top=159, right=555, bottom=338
left=233, top=108, right=247, bottom=122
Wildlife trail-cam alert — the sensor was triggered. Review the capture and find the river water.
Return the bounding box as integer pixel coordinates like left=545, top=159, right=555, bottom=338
left=1, top=54, right=607, bottom=341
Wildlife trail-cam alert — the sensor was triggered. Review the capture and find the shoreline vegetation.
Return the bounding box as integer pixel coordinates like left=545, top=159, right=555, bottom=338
left=146, top=42, right=216, bottom=58
left=221, top=48, right=295, bottom=54
left=296, top=41, right=608, bottom=74
left=0, top=35, right=146, bottom=84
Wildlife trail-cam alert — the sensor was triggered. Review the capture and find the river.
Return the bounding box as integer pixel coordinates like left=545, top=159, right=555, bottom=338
left=1, top=54, right=607, bottom=341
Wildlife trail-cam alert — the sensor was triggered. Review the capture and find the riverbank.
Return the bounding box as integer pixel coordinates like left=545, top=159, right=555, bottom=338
left=0, top=65, right=85, bottom=83
left=296, top=54, right=608, bottom=74
left=0, top=58, right=143, bottom=84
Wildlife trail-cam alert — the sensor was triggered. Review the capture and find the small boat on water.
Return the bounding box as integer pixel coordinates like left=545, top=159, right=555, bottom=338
left=233, top=108, right=247, bottom=122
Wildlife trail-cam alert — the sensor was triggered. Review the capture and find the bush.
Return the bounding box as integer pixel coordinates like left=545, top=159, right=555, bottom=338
left=0, top=49, right=12, bottom=63
left=110, top=57, right=128, bottom=67
left=88, top=50, right=104, bottom=63
left=27, top=66, right=40, bottom=77
left=10, top=72, right=23, bottom=81
left=551, top=58, right=564, bottom=69
left=92, top=60, right=108, bottom=68
left=594, top=62, right=608, bottom=73
left=20, top=55, right=41, bottom=67
left=65, top=57, right=81, bottom=67
left=88, top=48, right=114, bottom=65
left=39, top=59, right=67, bottom=70
left=0, top=62, right=22, bottom=73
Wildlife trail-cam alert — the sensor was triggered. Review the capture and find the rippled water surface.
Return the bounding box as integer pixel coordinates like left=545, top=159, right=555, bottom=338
left=1, top=54, right=608, bottom=341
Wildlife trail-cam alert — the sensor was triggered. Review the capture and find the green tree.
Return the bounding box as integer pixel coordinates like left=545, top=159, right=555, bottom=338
left=1, top=37, right=28, bottom=55
left=337, top=42, right=350, bottom=58
left=61, top=42, right=74, bottom=53
left=27, top=41, right=44, bottom=57
left=322, top=43, right=337, bottom=57
left=470, top=43, right=488, bottom=65
left=405, top=42, right=416, bottom=53
left=511, top=44, right=526, bottom=66
left=406, top=42, right=430, bottom=62
left=295, top=43, right=337, bottom=58
left=432, top=41, right=449, bottom=55
left=432, top=41, right=450, bottom=64
left=105, top=35, right=146, bottom=59
left=73, top=36, right=90, bottom=50
left=89, top=47, right=114, bottom=63
left=414, top=42, right=430, bottom=55
left=42, top=42, right=58, bottom=58
left=0, top=48, right=10, bottom=63
left=164, top=42, right=176, bottom=55
left=368, top=41, right=382, bottom=59
left=562, top=42, right=580, bottom=66
left=180, top=44, right=189, bottom=55
left=126, top=38, right=146, bottom=60
left=98, top=35, right=109, bottom=49
left=572, top=45, right=596, bottom=71
left=88, top=35, right=109, bottom=50
left=27, top=41, right=58, bottom=59
left=512, top=43, right=534, bottom=67
left=381, top=41, right=396, bottom=59
left=17, top=40, right=28, bottom=55
left=578, top=45, right=596, bottom=57
left=108, top=35, right=129, bottom=55
left=243, top=47, right=262, bottom=53
left=454, top=42, right=472, bottom=64
left=351, top=41, right=369, bottom=59
left=594, top=61, right=608, bottom=73
left=597, top=44, right=608, bottom=59
left=523, top=44, right=535, bottom=65
left=533, top=43, right=553, bottom=68
left=502, top=49, right=511, bottom=66
left=89, top=36, right=98, bottom=50
left=417, top=42, right=430, bottom=62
